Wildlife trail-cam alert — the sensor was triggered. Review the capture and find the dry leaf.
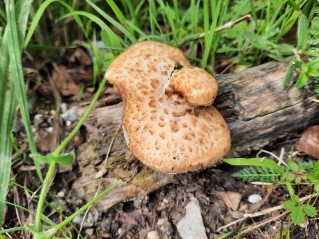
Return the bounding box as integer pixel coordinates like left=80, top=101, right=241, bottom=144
left=296, top=125, right=319, bottom=158
left=69, top=47, right=92, bottom=66
left=218, top=191, right=242, bottom=211
left=35, top=131, right=54, bottom=152
left=52, top=65, right=79, bottom=96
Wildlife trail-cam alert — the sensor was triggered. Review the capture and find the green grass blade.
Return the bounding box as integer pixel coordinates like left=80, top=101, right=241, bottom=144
left=86, top=0, right=136, bottom=43
left=6, top=0, right=40, bottom=174
left=224, top=158, right=286, bottom=175
left=106, top=0, right=136, bottom=39
left=58, top=10, right=122, bottom=49
left=125, top=20, right=146, bottom=38
left=284, top=56, right=298, bottom=89
left=0, top=82, right=16, bottom=227
left=121, top=0, right=140, bottom=28
left=0, top=0, right=35, bottom=226
left=49, top=180, right=121, bottom=237
left=105, top=0, right=126, bottom=24
left=24, top=0, right=84, bottom=48
left=156, top=0, right=177, bottom=45
left=201, top=0, right=221, bottom=69
left=297, top=13, right=310, bottom=51
left=0, top=20, right=14, bottom=229
left=287, top=0, right=300, bottom=11
left=0, top=226, right=28, bottom=234
left=149, top=0, right=158, bottom=37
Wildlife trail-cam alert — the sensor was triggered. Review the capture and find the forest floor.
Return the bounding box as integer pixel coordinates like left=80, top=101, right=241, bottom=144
left=5, top=46, right=319, bottom=239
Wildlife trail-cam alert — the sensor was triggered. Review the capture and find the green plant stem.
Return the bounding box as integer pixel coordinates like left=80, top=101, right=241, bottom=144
left=35, top=161, right=56, bottom=233
left=48, top=180, right=121, bottom=238
left=312, top=192, right=319, bottom=206
left=0, top=226, right=28, bottom=234
left=54, top=78, right=107, bottom=156
left=34, top=78, right=107, bottom=236
left=285, top=182, right=296, bottom=199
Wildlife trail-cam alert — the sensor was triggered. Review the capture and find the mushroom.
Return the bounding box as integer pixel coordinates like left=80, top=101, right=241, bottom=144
left=105, top=41, right=231, bottom=173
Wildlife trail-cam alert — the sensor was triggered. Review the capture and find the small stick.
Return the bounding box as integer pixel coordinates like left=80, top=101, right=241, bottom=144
left=178, top=14, right=252, bottom=45
left=217, top=192, right=319, bottom=232
left=231, top=211, right=289, bottom=239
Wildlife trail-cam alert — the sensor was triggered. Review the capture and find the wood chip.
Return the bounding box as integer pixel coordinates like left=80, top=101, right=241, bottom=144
left=218, top=191, right=242, bottom=211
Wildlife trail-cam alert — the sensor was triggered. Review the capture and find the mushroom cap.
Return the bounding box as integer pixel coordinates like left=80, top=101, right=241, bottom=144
left=165, top=67, right=218, bottom=106
left=105, top=41, right=231, bottom=173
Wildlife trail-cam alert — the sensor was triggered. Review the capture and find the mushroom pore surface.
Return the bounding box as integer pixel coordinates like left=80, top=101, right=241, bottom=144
left=105, top=41, right=231, bottom=173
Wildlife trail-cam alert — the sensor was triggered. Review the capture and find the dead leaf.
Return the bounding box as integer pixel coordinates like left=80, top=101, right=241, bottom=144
left=52, top=65, right=79, bottom=96
left=296, top=125, right=319, bottom=158
left=218, top=191, right=242, bottom=211
left=35, top=131, right=54, bottom=152
left=69, top=47, right=92, bottom=66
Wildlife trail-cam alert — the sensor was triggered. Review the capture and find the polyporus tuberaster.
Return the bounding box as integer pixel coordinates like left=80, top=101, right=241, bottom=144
left=105, top=41, right=231, bottom=173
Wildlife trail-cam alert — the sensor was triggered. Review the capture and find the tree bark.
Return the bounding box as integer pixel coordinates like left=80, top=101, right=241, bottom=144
left=70, top=59, right=319, bottom=211
left=215, top=59, right=319, bottom=156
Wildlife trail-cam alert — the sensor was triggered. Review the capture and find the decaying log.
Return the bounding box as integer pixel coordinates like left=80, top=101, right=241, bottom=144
left=70, top=60, right=319, bottom=211
left=216, top=60, right=319, bottom=156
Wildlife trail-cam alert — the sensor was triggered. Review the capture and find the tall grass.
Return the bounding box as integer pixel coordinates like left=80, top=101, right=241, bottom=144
left=0, top=0, right=35, bottom=227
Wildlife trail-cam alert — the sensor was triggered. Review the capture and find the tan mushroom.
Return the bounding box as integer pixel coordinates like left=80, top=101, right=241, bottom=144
left=105, top=41, right=231, bottom=173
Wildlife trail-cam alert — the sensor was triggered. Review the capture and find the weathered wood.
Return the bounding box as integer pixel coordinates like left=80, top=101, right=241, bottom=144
left=70, top=60, right=319, bottom=210
left=216, top=60, right=319, bottom=155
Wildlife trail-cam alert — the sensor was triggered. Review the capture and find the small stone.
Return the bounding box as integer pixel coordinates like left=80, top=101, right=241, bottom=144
left=72, top=212, right=95, bottom=228
left=46, top=127, right=53, bottom=133
left=176, top=197, right=207, bottom=239
left=61, top=106, right=79, bottom=122
left=230, top=211, right=244, bottom=219
left=147, top=230, right=159, bottom=239
left=248, top=194, right=262, bottom=204
left=34, top=114, right=43, bottom=126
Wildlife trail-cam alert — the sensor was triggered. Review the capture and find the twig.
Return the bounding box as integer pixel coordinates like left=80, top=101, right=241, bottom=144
left=12, top=182, right=29, bottom=239
left=49, top=64, right=63, bottom=152
left=279, top=148, right=285, bottom=166
left=217, top=192, right=319, bottom=232
left=178, top=14, right=252, bottom=45
left=310, top=98, right=319, bottom=103
left=256, top=149, right=287, bottom=167
left=231, top=211, right=289, bottom=239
